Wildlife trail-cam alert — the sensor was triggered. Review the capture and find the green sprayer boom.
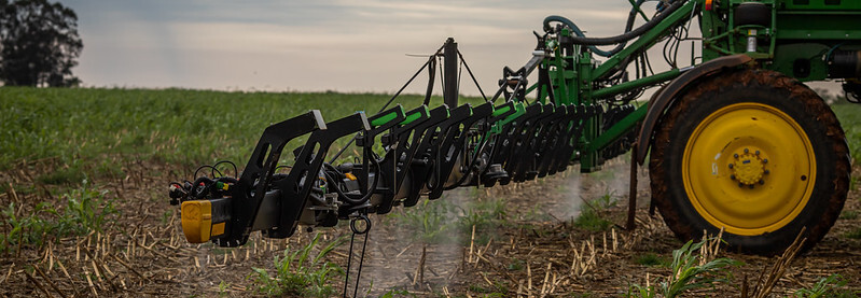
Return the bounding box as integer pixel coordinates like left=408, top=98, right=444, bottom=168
left=170, top=0, right=861, bottom=263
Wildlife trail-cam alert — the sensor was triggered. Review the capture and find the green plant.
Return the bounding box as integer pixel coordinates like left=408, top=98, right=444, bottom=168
left=379, top=288, right=417, bottom=298
left=846, top=227, right=861, bottom=239
left=628, top=239, right=740, bottom=298
left=634, top=253, right=669, bottom=267
left=521, top=203, right=552, bottom=222
left=0, top=202, right=53, bottom=252
left=794, top=274, right=850, bottom=298
left=217, top=281, right=230, bottom=297
left=37, top=166, right=86, bottom=185
left=0, top=180, right=118, bottom=252
left=839, top=210, right=858, bottom=220
left=468, top=280, right=509, bottom=296
left=459, top=199, right=505, bottom=229
left=247, top=233, right=344, bottom=297
left=61, top=179, right=118, bottom=234
left=573, top=207, right=612, bottom=232
left=394, top=200, right=457, bottom=244
left=574, top=192, right=618, bottom=232
left=457, top=198, right=507, bottom=244
left=506, top=258, right=525, bottom=271
left=161, top=210, right=174, bottom=226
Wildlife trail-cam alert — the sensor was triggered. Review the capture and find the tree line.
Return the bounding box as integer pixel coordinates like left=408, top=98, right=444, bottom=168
left=0, top=0, right=82, bottom=87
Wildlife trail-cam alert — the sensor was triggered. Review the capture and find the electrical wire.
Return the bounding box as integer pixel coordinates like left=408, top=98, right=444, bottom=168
left=212, top=160, right=238, bottom=178
left=323, top=150, right=380, bottom=206
left=193, top=165, right=221, bottom=180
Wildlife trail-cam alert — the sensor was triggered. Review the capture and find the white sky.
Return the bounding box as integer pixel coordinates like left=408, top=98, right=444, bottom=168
left=62, top=0, right=649, bottom=96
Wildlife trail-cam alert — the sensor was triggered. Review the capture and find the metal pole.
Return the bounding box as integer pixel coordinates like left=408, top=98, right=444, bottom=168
left=444, top=37, right=458, bottom=107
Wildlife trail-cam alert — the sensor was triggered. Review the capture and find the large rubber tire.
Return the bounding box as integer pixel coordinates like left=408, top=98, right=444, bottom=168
left=650, top=69, right=849, bottom=255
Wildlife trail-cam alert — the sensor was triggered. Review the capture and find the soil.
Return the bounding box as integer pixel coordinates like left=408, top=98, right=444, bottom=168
left=0, top=156, right=859, bottom=297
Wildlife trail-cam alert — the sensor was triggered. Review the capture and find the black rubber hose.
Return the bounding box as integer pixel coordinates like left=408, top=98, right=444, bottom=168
left=543, top=0, right=643, bottom=57
left=325, top=154, right=380, bottom=206
left=559, top=0, right=685, bottom=46
left=543, top=0, right=685, bottom=52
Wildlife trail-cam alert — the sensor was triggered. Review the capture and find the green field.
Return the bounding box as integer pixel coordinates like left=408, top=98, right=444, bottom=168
left=3, top=87, right=861, bottom=184
left=0, top=87, right=486, bottom=184
left=2, top=87, right=860, bottom=296
left=833, top=101, right=861, bottom=162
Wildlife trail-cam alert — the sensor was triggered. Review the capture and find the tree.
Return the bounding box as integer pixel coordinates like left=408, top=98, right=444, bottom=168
left=0, top=0, right=82, bottom=87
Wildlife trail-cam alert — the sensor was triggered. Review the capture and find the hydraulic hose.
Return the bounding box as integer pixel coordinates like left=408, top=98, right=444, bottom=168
left=324, top=152, right=380, bottom=206
left=543, top=0, right=685, bottom=55
left=543, top=0, right=643, bottom=56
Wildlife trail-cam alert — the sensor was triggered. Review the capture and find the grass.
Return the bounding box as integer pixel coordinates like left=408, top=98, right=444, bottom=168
left=0, top=87, right=482, bottom=176
left=0, top=179, right=118, bottom=252
left=393, top=199, right=458, bottom=244
left=247, top=233, right=344, bottom=297
left=840, top=210, right=859, bottom=220
left=2, top=87, right=861, bottom=296
left=574, top=192, right=618, bottom=232
left=390, top=195, right=512, bottom=245
left=379, top=289, right=418, bottom=298
left=831, top=101, right=861, bottom=162
left=634, top=253, right=670, bottom=267
left=845, top=227, right=861, bottom=239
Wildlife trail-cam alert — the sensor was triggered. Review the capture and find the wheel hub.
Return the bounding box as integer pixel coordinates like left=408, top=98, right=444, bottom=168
left=682, top=102, right=816, bottom=235
left=730, top=149, right=768, bottom=187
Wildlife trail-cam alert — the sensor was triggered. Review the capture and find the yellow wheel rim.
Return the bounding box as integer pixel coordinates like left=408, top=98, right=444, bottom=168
left=683, top=102, right=816, bottom=236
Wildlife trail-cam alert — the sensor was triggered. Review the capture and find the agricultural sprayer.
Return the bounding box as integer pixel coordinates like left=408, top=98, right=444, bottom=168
left=169, top=0, right=861, bottom=269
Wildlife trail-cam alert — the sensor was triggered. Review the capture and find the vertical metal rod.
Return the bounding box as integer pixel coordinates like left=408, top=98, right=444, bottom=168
left=626, top=142, right=638, bottom=230
left=342, top=233, right=356, bottom=298
left=352, top=231, right=370, bottom=298
left=444, top=37, right=459, bottom=107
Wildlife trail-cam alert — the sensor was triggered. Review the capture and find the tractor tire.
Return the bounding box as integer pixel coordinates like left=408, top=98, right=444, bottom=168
left=650, top=69, right=849, bottom=255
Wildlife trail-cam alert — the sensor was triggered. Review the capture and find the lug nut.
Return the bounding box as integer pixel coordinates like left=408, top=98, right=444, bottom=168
left=755, top=150, right=760, bottom=155
left=749, top=185, right=754, bottom=189
left=728, top=164, right=734, bottom=169
left=730, top=174, right=736, bottom=180
left=744, top=148, right=749, bottom=153
left=763, top=158, right=768, bottom=164
left=739, top=182, right=745, bottom=188
left=764, top=170, right=770, bottom=175
left=734, top=153, right=739, bottom=159
left=759, top=179, right=765, bottom=185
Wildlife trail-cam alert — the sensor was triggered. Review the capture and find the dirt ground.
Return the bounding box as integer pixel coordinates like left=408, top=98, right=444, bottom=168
left=0, top=156, right=859, bottom=297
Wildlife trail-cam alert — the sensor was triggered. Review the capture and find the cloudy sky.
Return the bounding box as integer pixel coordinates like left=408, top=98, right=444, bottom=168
left=61, top=0, right=648, bottom=95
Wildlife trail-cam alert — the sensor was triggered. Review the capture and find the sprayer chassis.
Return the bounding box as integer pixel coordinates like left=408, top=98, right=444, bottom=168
left=171, top=0, right=861, bottom=256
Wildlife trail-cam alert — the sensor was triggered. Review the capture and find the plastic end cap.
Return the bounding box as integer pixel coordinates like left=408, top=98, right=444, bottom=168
left=181, top=201, right=212, bottom=243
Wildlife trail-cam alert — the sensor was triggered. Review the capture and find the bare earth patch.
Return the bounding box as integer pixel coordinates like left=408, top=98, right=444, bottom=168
left=1, top=157, right=859, bottom=297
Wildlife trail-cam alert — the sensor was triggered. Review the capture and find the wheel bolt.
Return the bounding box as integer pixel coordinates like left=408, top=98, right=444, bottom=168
left=763, top=159, right=768, bottom=164
left=755, top=150, right=760, bottom=155
left=744, top=148, right=749, bottom=153
left=739, top=182, right=745, bottom=188
left=728, top=164, right=734, bottom=169
left=764, top=170, right=770, bottom=175
left=730, top=175, right=736, bottom=180
left=734, top=153, right=739, bottom=159
left=759, top=179, right=765, bottom=185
